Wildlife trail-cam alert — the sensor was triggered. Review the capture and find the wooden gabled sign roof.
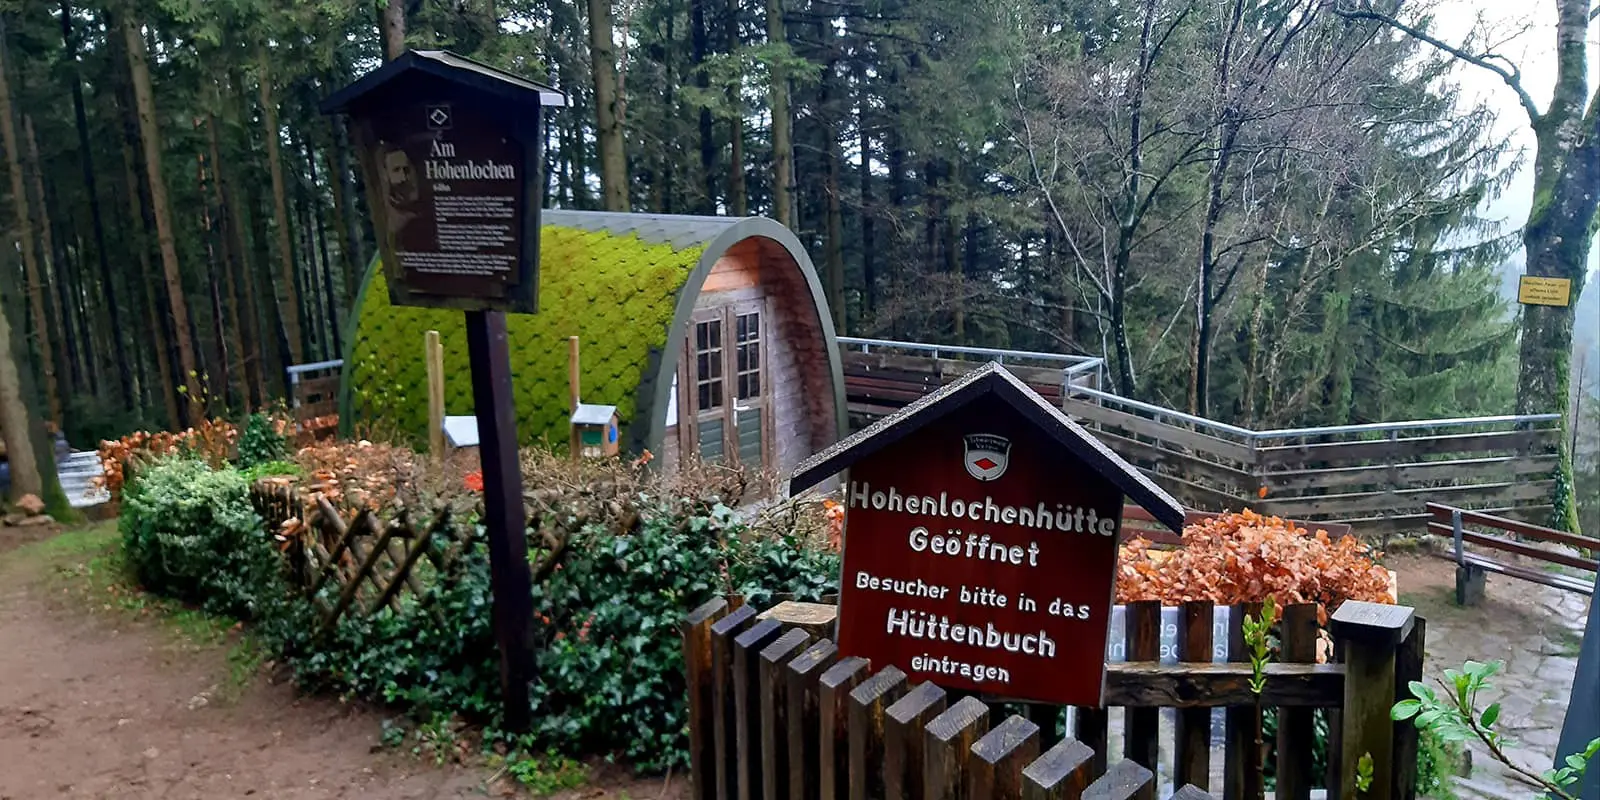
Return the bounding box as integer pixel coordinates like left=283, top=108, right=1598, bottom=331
left=320, top=50, right=567, bottom=114
left=788, top=361, right=1185, bottom=532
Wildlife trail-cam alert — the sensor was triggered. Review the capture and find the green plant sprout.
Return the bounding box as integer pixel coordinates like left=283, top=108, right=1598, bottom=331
left=1242, top=596, right=1281, bottom=800
left=1392, top=659, right=1600, bottom=799
left=1355, top=752, right=1375, bottom=794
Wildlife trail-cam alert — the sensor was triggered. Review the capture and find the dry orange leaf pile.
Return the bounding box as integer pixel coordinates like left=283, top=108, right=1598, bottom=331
left=1116, top=509, right=1392, bottom=622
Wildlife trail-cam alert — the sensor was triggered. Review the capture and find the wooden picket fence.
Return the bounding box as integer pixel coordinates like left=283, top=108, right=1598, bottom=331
left=682, top=599, right=1423, bottom=800
left=250, top=481, right=471, bottom=635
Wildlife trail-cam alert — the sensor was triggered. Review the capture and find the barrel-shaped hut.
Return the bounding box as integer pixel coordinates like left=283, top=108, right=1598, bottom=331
left=339, top=210, right=846, bottom=476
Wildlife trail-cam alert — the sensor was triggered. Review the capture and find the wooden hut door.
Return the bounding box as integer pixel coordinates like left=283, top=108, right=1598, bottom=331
left=687, top=302, right=769, bottom=472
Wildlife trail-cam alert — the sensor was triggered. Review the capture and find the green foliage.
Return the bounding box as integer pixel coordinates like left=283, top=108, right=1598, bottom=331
left=1242, top=596, right=1279, bottom=695
left=236, top=413, right=290, bottom=469
left=1354, top=752, right=1375, bottom=794
left=527, top=502, right=836, bottom=771
left=118, top=458, right=289, bottom=621
left=345, top=225, right=703, bottom=447
left=240, top=460, right=304, bottom=482
left=1394, top=659, right=1598, bottom=799
left=497, top=745, right=590, bottom=796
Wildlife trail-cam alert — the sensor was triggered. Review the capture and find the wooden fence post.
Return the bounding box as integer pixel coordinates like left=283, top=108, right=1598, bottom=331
left=885, top=683, right=948, bottom=800
left=1124, top=600, right=1160, bottom=800
left=788, top=640, right=841, bottom=800
left=925, top=695, right=990, bottom=800
left=970, top=715, right=1041, bottom=800
left=819, top=657, right=870, bottom=800
left=684, top=598, right=730, bottom=800
left=1020, top=738, right=1094, bottom=800
left=849, top=666, right=908, bottom=800
left=1174, top=600, right=1214, bottom=791
left=1224, top=601, right=1262, bottom=800
left=760, top=629, right=812, bottom=800
left=1391, top=618, right=1425, bottom=800
left=1331, top=601, right=1415, bottom=800
left=712, top=605, right=758, bottom=800
left=1083, top=760, right=1153, bottom=800
left=734, top=618, right=784, bottom=800
left=1276, top=603, right=1319, bottom=800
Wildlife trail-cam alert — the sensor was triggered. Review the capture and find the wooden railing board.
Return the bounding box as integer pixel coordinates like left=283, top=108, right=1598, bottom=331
left=847, top=666, right=908, bottom=800
left=1091, top=428, right=1256, bottom=493
left=1061, top=400, right=1256, bottom=465
left=1423, top=523, right=1599, bottom=572
left=818, top=657, right=869, bottom=800
left=843, top=351, right=1068, bottom=389
left=786, top=640, right=840, bottom=800
left=1259, top=454, right=1558, bottom=492
left=1256, top=429, right=1558, bottom=468
left=1174, top=602, right=1214, bottom=792
left=1425, top=503, right=1600, bottom=552
left=1260, top=480, right=1555, bottom=518
left=759, top=629, right=812, bottom=800
left=885, top=683, right=948, bottom=800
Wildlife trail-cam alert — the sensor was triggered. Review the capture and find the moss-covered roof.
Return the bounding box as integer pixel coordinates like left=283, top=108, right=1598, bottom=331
left=341, top=215, right=709, bottom=448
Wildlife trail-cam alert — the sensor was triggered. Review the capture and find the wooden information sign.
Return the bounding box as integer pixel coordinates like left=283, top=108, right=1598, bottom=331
left=323, top=51, right=566, bottom=733
left=322, top=50, right=564, bottom=314
left=1517, top=275, right=1573, bottom=307
left=788, top=363, right=1184, bottom=707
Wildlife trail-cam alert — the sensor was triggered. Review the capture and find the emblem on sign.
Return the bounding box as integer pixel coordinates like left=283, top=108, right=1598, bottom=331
left=963, top=433, right=1011, bottom=481
left=426, top=104, right=453, bottom=130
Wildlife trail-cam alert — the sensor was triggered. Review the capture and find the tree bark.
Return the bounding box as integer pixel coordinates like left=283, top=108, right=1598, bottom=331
left=857, top=57, right=874, bottom=318
left=206, top=109, right=251, bottom=411
left=22, top=115, right=70, bottom=412
left=304, top=136, right=343, bottom=359
left=383, top=0, right=407, bottom=61
left=0, top=284, right=43, bottom=500
left=765, top=0, right=793, bottom=227
left=120, top=121, right=177, bottom=425
left=258, top=52, right=306, bottom=364
left=0, top=33, right=61, bottom=427
left=587, top=0, right=629, bottom=211
left=62, top=0, right=133, bottom=410
left=692, top=0, right=716, bottom=213
left=123, top=14, right=202, bottom=411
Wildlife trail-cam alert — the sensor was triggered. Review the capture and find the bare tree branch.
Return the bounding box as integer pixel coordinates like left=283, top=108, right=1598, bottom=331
left=1332, top=4, right=1543, bottom=125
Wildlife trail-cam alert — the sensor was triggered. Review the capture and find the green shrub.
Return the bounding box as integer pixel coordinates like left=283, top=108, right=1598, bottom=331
left=119, top=458, right=288, bottom=621
left=237, top=413, right=291, bottom=469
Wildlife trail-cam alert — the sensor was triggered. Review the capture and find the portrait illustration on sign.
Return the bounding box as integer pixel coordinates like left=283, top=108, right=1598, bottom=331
left=379, top=142, right=425, bottom=239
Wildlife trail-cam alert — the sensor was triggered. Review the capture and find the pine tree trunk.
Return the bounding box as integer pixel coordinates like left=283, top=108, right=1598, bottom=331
left=205, top=110, right=251, bottom=411
left=588, top=0, right=629, bottom=211
left=123, top=15, right=201, bottom=411
left=22, top=115, right=71, bottom=410
left=258, top=52, right=306, bottom=365
left=0, top=35, right=61, bottom=427
left=857, top=58, right=874, bottom=319
left=765, top=0, right=791, bottom=226
left=326, top=120, right=360, bottom=300
left=1512, top=0, right=1598, bottom=532
left=383, top=0, right=407, bottom=61
left=304, top=136, right=342, bottom=359
left=692, top=0, right=716, bottom=212
left=63, top=0, right=132, bottom=411
left=0, top=286, right=43, bottom=500
left=120, top=127, right=178, bottom=426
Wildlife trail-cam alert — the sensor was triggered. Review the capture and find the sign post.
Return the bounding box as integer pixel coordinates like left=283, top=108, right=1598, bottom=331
left=322, top=51, right=566, bottom=732
left=787, top=362, right=1184, bottom=707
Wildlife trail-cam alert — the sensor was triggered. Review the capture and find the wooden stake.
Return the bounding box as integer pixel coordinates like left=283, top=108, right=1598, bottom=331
left=426, top=330, right=444, bottom=460
left=568, top=335, right=581, bottom=411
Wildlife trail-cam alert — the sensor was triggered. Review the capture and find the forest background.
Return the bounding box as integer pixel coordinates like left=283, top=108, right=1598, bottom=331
left=0, top=0, right=1593, bottom=527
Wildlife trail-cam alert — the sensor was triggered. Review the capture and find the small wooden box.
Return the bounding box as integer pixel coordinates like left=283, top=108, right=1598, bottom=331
left=570, top=403, right=620, bottom=459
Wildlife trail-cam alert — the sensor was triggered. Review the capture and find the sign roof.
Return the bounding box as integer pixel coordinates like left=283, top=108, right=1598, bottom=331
left=788, top=361, right=1185, bottom=532
left=320, top=49, right=567, bottom=114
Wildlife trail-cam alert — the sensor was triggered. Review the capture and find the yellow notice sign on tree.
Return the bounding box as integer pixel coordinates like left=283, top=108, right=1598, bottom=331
left=1517, top=276, right=1573, bottom=307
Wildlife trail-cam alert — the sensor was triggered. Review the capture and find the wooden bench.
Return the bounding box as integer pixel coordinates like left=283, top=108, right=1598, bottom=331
left=1425, top=502, right=1597, bottom=604
left=1119, top=505, right=1352, bottom=547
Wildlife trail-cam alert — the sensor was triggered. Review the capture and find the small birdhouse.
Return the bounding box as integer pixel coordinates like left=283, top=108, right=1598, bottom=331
left=570, top=403, right=620, bottom=459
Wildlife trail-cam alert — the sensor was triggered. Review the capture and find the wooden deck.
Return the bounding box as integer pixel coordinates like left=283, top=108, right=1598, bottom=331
left=840, top=339, right=1563, bottom=536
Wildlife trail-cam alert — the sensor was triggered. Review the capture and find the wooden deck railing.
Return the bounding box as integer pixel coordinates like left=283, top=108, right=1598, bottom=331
left=838, top=341, right=1561, bottom=536
left=683, top=598, right=1423, bottom=800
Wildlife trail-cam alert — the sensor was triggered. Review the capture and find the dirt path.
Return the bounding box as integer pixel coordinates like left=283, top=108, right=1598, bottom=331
left=0, top=567, right=503, bottom=798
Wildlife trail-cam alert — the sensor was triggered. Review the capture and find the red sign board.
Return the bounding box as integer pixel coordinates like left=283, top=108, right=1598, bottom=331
left=837, top=393, right=1124, bottom=707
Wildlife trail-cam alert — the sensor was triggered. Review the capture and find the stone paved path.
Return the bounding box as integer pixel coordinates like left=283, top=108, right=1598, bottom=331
left=1393, top=554, right=1589, bottom=800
